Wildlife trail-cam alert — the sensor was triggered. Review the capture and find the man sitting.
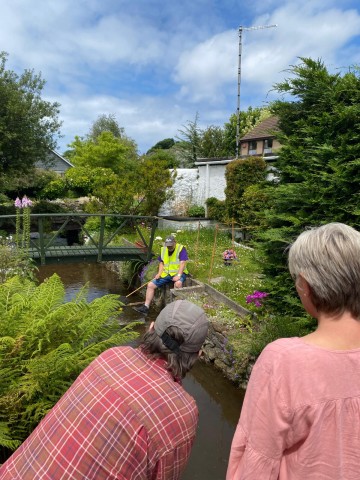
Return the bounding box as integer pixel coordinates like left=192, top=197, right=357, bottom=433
left=134, top=235, right=189, bottom=315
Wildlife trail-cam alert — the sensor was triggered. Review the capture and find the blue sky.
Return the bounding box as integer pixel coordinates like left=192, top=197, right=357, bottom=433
left=2, top=0, right=360, bottom=155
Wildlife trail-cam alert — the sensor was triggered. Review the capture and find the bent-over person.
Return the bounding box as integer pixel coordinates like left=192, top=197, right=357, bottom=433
left=0, top=300, right=209, bottom=480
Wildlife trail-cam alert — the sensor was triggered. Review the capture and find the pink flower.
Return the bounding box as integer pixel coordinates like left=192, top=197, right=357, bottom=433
left=21, top=196, right=33, bottom=208
left=14, top=197, right=22, bottom=208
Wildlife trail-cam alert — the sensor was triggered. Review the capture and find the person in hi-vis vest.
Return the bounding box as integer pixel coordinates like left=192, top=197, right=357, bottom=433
left=134, top=235, right=189, bottom=315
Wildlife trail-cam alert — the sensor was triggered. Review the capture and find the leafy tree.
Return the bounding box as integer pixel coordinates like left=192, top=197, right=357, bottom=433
left=88, top=113, right=124, bottom=140
left=200, top=125, right=228, bottom=158
left=146, top=138, right=175, bottom=154
left=68, top=131, right=138, bottom=175
left=0, top=274, right=138, bottom=450
left=225, top=157, right=267, bottom=223
left=175, top=112, right=202, bottom=167
left=146, top=149, right=179, bottom=169
left=0, top=52, right=62, bottom=176
left=134, top=155, right=175, bottom=215
left=257, top=57, right=360, bottom=315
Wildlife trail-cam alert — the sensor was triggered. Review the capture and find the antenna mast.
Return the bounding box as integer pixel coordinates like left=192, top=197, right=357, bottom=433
left=235, top=24, right=277, bottom=159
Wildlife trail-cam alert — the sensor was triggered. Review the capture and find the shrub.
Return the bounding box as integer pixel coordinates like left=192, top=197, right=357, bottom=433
left=187, top=205, right=205, bottom=217
left=206, top=197, right=227, bottom=222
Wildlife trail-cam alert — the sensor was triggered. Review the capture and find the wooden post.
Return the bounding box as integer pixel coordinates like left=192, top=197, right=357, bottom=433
left=195, top=220, right=200, bottom=264
left=208, top=223, right=218, bottom=283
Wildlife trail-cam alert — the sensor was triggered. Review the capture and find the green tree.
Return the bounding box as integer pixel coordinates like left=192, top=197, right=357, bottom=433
left=223, top=107, right=271, bottom=156
left=175, top=112, right=202, bottom=167
left=0, top=52, right=62, bottom=175
left=257, top=57, right=360, bottom=315
left=200, top=125, right=228, bottom=158
left=225, top=157, right=267, bottom=223
left=68, top=131, right=138, bottom=175
left=134, top=155, right=176, bottom=215
left=88, top=113, right=124, bottom=140
left=146, top=138, right=175, bottom=154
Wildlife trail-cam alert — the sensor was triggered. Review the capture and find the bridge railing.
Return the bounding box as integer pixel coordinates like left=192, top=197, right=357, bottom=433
left=0, top=213, right=158, bottom=264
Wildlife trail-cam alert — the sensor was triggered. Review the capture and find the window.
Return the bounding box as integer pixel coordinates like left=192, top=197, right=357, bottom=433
left=248, top=140, right=257, bottom=155
left=263, top=139, right=273, bottom=154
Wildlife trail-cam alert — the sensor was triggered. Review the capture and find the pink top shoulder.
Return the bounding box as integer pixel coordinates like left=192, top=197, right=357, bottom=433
left=227, top=337, right=360, bottom=479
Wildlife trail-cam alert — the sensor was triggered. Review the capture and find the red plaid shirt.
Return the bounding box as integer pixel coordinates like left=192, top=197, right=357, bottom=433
left=0, top=347, right=198, bottom=479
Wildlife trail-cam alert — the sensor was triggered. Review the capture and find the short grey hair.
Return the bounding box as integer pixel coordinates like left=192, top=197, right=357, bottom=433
left=288, top=223, right=360, bottom=318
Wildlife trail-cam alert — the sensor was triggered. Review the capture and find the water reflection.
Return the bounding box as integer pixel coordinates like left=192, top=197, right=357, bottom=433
left=37, top=263, right=244, bottom=479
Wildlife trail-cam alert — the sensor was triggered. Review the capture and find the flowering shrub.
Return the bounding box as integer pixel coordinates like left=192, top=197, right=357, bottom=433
left=246, top=290, right=268, bottom=307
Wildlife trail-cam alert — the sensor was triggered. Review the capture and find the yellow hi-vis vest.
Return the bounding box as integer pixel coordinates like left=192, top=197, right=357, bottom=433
left=160, top=243, right=189, bottom=278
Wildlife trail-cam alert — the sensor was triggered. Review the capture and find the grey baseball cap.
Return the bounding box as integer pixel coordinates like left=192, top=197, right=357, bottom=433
left=154, top=300, right=209, bottom=353
left=164, top=235, right=176, bottom=246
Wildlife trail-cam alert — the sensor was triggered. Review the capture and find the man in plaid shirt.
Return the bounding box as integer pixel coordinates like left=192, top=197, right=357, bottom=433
left=0, top=300, right=209, bottom=480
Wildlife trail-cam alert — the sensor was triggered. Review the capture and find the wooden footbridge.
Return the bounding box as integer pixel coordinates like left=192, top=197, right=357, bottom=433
left=0, top=213, right=158, bottom=265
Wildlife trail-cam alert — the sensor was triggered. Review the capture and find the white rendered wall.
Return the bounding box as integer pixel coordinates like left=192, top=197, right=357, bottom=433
left=158, top=165, right=227, bottom=216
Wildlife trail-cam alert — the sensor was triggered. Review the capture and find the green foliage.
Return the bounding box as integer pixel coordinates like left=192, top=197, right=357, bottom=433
left=0, top=245, right=36, bottom=284
left=175, top=112, right=202, bottom=167
left=225, top=157, right=267, bottom=222
left=0, top=51, right=62, bottom=176
left=205, top=197, right=227, bottom=222
left=256, top=57, right=360, bottom=315
left=146, top=138, right=175, bottom=154
left=187, top=205, right=205, bottom=218
left=145, top=148, right=179, bottom=169
left=87, top=113, right=125, bottom=140
left=0, top=169, right=59, bottom=200
left=0, top=274, right=138, bottom=450
left=68, top=131, right=138, bottom=175
left=31, top=200, right=69, bottom=214
left=200, top=125, right=228, bottom=158
left=134, top=155, right=176, bottom=216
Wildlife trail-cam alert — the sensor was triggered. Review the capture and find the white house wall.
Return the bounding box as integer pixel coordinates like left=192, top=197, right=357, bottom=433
left=158, top=164, right=227, bottom=216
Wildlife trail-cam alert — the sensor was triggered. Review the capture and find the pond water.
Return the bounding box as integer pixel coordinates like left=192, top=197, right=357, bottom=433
left=37, top=263, right=245, bottom=479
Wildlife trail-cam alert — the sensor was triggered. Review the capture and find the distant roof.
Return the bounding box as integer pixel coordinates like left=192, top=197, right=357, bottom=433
left=240, top=116, right=279, bottom=141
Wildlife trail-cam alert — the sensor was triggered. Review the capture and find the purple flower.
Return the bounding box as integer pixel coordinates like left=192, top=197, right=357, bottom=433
left=14, top=197, right=22, bottom=208
left=246, top=291, right=268, bottom=307
left=21, top=196, right=33, bottom=208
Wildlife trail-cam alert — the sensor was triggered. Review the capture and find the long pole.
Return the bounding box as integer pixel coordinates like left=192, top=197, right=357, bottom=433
left=235, top=24, right=277, bottom=159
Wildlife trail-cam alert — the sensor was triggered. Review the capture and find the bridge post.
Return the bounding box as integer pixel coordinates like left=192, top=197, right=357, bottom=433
left=97, top=216, right=105, bottom=262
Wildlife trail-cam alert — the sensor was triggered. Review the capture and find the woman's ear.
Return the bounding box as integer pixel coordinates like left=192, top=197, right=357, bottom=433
left=296, top=275, right=318, bottom=318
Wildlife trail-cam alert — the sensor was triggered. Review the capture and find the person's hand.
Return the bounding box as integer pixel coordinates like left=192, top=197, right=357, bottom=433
left=172, top=274, right=180, bottom=282
left=155, top=273, right=161, bottom=280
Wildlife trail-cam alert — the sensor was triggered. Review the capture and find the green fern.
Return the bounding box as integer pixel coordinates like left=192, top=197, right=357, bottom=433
left=0, top=273, right=139, bottom=450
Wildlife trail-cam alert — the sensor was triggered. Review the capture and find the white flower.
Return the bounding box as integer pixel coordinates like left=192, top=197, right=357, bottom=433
left=171, top=232, right=177, bottom=237
left=155, top=236, right=163, bottom=241
left=176, top=230, right=182, bottom=233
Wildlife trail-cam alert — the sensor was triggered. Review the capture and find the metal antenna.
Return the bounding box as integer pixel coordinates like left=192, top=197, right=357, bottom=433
left=235, top=24, right=277, bottom=159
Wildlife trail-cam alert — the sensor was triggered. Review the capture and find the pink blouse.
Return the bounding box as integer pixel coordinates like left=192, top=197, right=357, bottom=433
left=227, top=337, right=360, bottom=479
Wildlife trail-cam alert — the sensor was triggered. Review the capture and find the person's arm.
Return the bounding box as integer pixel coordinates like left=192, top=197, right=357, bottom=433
left=226, top=348, right=291, bottom=480
left=173, top=247, right=188, bottom=281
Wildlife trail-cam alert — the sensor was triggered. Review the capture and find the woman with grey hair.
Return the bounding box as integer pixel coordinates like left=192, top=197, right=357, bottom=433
left=227, top=223, right=360, bottom=480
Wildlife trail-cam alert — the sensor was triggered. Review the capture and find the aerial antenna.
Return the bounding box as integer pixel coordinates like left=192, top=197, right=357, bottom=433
left=235, top=24, right=277, bottom=159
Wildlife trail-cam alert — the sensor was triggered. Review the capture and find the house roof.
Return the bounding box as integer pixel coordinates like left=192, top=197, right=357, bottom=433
left=240, top=116, right=279, bottom=141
